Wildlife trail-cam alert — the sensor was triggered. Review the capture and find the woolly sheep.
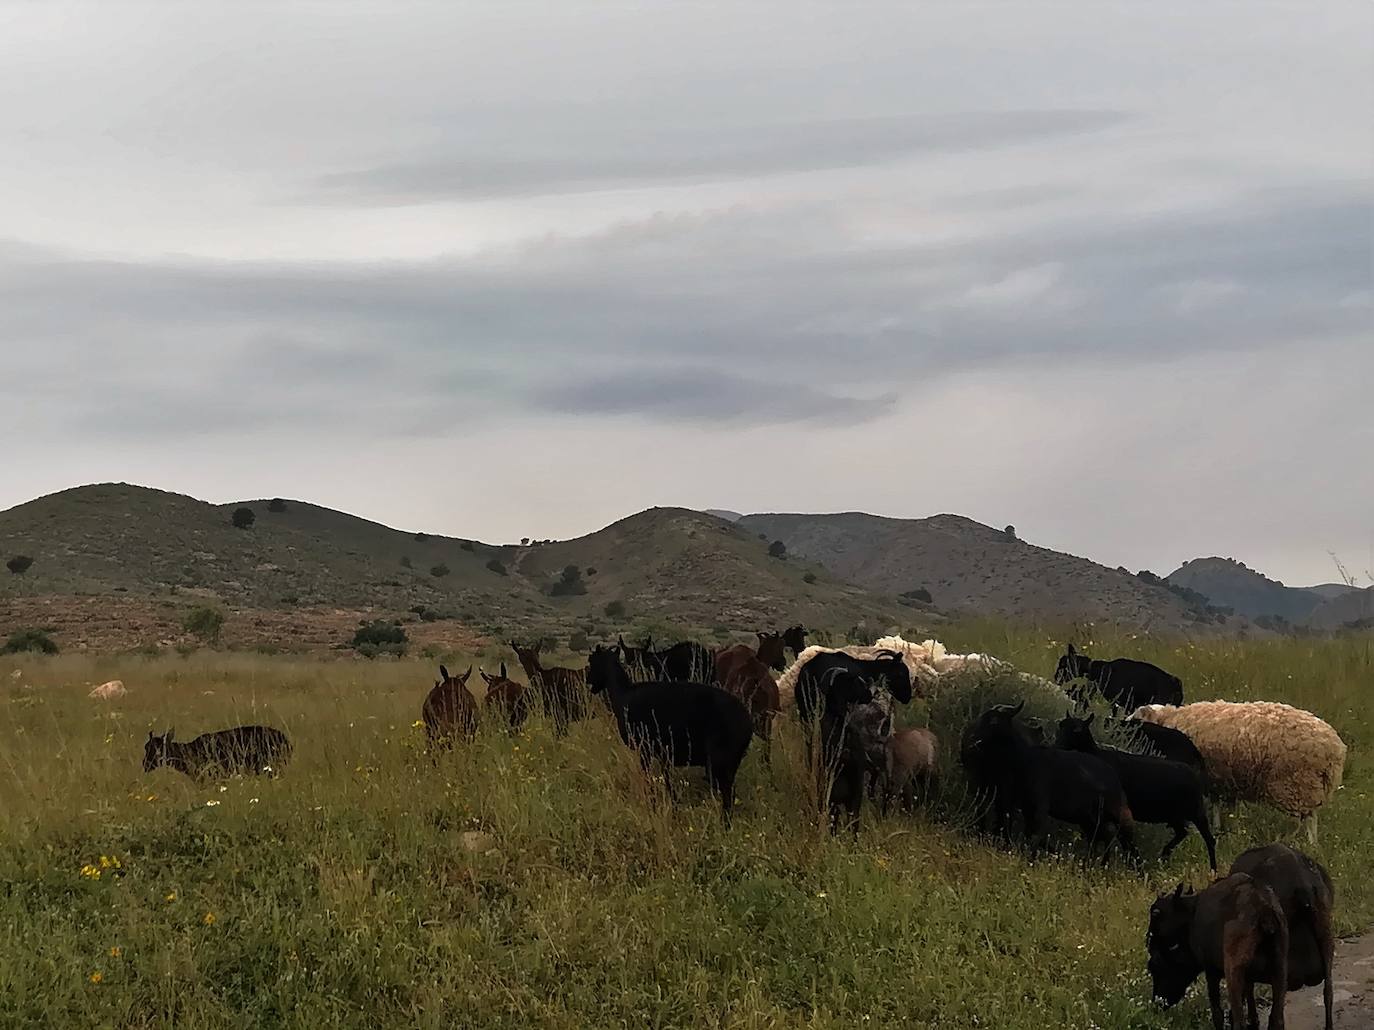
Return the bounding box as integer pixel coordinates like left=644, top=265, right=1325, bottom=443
left=776, top=635, right=1060, bottom=709
left=1132, top=701, right=1346, bottom=842
left=89, top=679, right=126, bottom=700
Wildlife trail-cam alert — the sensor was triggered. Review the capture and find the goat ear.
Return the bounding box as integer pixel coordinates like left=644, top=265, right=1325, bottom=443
left=439, top=664, right=450, bottom=681
left=1067, top=643, right=1076, bottom=655
left=1172, top=882, right=1186, bottom=899
left=166, top=728, right=175, bottom=743
left=461, top=665, right=473, bottom=681
left=499, top=661, right=507, bottom=678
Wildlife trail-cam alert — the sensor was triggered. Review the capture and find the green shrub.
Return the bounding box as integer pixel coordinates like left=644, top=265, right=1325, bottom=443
left=902, top=587, right=933, bottom=603
left=231, top=507, right=256, bottom=530
left=486, top=559, right=507, bottom=576
left=6, top=555, right=33, bottom=575
left=803, top=572, right=817, bottom=584
left=430, top=563, right=450, bottom=578
left=268, top=498, right=288, bottom=513
left=413, top=532, right=428, bottom=542
left=549, top=565, right=587, bottom=597
left=181, top=606, right=225, bottom=645
left=604, top=599, right=626, bottom=618
left=768, top=540, right=787, bottom=559
left=1, top=629, right=58, bottom=655
left=459, top=540, right=475, bottom=552
left=568, top=630, right=590, bottom=652
left=351, top=620, right=407, bottom=658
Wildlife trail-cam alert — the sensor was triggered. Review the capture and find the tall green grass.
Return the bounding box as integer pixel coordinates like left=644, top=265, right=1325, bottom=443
left=0, top=628, right=1369, bottom=1028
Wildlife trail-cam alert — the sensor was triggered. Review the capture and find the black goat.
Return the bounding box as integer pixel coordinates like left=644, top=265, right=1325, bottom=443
left=143, top=726, right=291, bottom=780
left=653, top=640, right=716, bottom=683
left=962, top=701, right=1138, bottom=863
left=586, top=645, right=752, bottom=825
left=820, top=673, right=888, bottom=834
left=1109, top=715, right=1206, bottom=775
left=1056, top=713, right=1217, bottom=871
left=1055, top=643, right=1183, bottom=711
left=781, top=624, right=808, bottom=657
left=1231, top=844, right=1336, bottom=1030
left=795, top=649, right=913, bottom=754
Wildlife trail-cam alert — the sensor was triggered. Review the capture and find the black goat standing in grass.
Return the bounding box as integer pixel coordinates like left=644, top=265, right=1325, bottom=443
left=143, top=726, right=291, bottom=780
left=822, top=673, right=889, bottom=835
left=586, top=644, right=752, bottom=825
left=962, top=701, right=1138, bottom=864
left=795, top=649, right=912, bottom=760
left=1107, top=715, right=1207, bottom=775
left=1056, top=712, right=1217, bottom=871
left=1055, top=643, right=1183, bottom=711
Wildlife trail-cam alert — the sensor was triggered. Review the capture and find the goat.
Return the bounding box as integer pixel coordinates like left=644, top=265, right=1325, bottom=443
left=586, top=645, right=752, bottom=825
left=480, top=662, right=529, bottom=730
left=882, top=727, right=939, bottom=815
left=713, top=643, right=781, bottom=764
left=653, top=640, right=716, bottom=683
left=795, top=649, right=913, bottom=759
left=616, top=634, right=660, bottom=680
left=143, top=725, right=291, bottom=780
left=1231, top=844, right=1336, bottom=1030
left=827, top=693, right=891, bottom=834
left=509, top=641, right=587, bottom=737
left=1147, top=878, right=1289, bottom=1030
left=754, top=631, right=788, bottom=672
left=1056, top=713, right=1217, bottom=871
left=1055, top=643, right=1183, bottom=711
left=1107, top=715, right=1207, bottom=775
left=782, top=624, right=808, bottom=658
left=422, top=664, right=477, bottom=747
left=962, top=701, right=1138, bottom=863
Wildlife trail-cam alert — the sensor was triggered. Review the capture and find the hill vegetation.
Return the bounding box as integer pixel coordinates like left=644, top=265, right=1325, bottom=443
left=1166, top=556, right=1359, bottom=624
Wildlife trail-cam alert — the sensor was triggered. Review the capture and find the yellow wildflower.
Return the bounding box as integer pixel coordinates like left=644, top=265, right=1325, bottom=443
left=89, top=972, right=103, bottom=984
left=108, top=946, right=121, bottom=958
left=203, top=912, right=216, bottom=925
left=165, top=891, right=177, bottom=902
left=412, top=720, right=424, bottom=728
left=80, top=864, right=101, bottom=880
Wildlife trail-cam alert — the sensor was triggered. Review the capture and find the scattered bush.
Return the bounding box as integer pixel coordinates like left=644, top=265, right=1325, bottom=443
left=430, top=563, right=451, bottom=578
left=1, top=629, right=58, bottom=655
left=768, top=540, right=787, bottom=559
left=181, top=606, right=225, bottom=645
left=1003, top=524, right=1017, bottom=540
left=413, top=532, right=428, bottom=542
left=400, top=555, right=412, bottom=569
left=803, top=572, right=817, bottom=584
left=279, top=595, right=299, bottom=605
left=485, top=559, right=507, bottom=576
left=586, top=567, right=597, bottom=576
left=351, top=620, right=408, bottom=658
left=901, top=587, right=933, bottom=603
left=550, top=565, right=587, bottom=597
left=267, top=498, right=288, bottom=513
left=604, top=600, right=626, bottom=618
left=521, top=538, right=531, bottom=546
left=459, top=540, right=475, bottom=552
left=568, top=630, right=590, bottom=652
left=6, top=555, right=33, bottom=575
left=231, top=507, right=256, bottom=530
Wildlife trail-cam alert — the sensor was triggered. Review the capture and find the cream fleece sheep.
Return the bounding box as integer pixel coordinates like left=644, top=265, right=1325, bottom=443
left=1132, top=700, right=1346, bottom=838
left=776, top=635, right=1056, bottom=709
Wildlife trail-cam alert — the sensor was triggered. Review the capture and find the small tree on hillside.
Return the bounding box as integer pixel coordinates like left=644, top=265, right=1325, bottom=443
left=768, top=540, right=787, bottom=559
left=604, top=599, right=626, bottom=618
left=268, top=498, right=288, bottom=513
left=430, top=563, right=451, bottom=578
left=1003, top=525, right=1017, bottom=541
left=1, top=628, right=58, bottom=655
left=485, top=558, right=507, bottom=576
left=182, top=606, right=226, bottom=645
left=6, top=555, right=33, bottom=575
left=550, top=565, right=587, bottom=597
left=231, top=507, right=256, bottom=530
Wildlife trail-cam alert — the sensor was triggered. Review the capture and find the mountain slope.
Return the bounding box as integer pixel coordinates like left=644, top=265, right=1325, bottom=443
left=1166, top=557, right=1333, bottom=622
left=737, top=512, right=1227, bottom=633
left=0, top=485, right=901, bottom=635
left=1306, top=585, right=1374, bottom=631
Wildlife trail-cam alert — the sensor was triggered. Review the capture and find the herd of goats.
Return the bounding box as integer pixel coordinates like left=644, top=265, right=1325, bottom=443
left=138, top=627, right=1349, bottom=1029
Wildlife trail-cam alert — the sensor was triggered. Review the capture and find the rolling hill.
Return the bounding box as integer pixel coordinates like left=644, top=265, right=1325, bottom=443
left=1165, top=556, right=1356, bottom=623
left=735, top=511, right=1232, bottom=634
left=0, top=484, right=901, bottom=643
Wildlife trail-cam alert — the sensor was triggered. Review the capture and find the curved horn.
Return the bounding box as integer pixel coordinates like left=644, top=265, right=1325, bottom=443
left=1009, top=700, right=1026, bottom=718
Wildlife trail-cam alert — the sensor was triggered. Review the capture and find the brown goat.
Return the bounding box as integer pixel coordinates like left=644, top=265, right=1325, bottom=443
left=713, top=644, right=781, bottom=764
left=508, top=641, right=587, bottom=737
left=422, top=664, right=477, bottom=748
left=480, top=662, right=530, bottom=730
left=754, top=631, right=788, bottom=672
left=882, top=727, right=939, bottom=814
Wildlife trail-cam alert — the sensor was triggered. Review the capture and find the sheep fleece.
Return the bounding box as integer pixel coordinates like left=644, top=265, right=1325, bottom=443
left=1132, top=700, right=1346, bottom=817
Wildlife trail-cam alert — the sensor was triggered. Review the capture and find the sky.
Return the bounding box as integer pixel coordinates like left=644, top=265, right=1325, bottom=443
left=1, top=3, right=1371, bottom=587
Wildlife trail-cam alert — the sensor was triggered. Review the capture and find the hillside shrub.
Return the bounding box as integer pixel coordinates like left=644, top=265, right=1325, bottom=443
left=399, top=555, right=412, bottom=569
left=459, top=540, right=475, bottom=552
left=413, top=532, right=428, bottom=542
left=586, top=567, right=597, bottom=576
left=568, top=630, right=590, bottom=652
left=902, top=587, right=933, bottom=603
left=604, top=599, right=626, bottom=618
left=1003, top=524, right=1017, bottom=540
left=181, top=606, right=225, bottom=645
left=485, top=559, right=507, bottom=576
left=268, top=498, right=288, bottom=513
left=549, top=565, right=586, bottom=597
left=430, top=563, right=450, bottom=578
left=231, top=507, right=256, bottom=530
left=6, top=555, right=34, bottom=575
left=351, top=620, right=407, bottom=658
left=803, top=572, right=817, bottom=584
left=768, top=540, right=787, bottom=559
left=1, top=629, right=58, bottom=655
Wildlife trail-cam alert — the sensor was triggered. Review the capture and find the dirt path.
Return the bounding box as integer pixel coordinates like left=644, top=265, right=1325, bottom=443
left=1285, top=932, right=1374, bottom=1030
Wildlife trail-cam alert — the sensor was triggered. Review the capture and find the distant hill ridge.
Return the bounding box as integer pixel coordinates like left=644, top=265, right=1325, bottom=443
left=1166, top=556, right=1362, bottom=624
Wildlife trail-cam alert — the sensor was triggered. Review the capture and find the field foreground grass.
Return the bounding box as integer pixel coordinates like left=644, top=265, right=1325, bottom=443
left=1, top=627, right=1370, bottom=1028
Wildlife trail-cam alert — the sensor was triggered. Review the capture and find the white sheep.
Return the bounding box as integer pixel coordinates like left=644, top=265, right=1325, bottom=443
left=88, top=679, right=126, bottom=700
left=1132, top=700, right=1347, bottom=843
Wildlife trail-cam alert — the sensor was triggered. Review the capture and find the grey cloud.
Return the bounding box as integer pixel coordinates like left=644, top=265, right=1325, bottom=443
left=306, top=110, right=1131, bottom=204
left=3, top=183, right=1368, bottom=437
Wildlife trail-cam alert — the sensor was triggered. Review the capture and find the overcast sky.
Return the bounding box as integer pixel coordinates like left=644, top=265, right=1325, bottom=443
left=2, top=3, right=1370, bottom=586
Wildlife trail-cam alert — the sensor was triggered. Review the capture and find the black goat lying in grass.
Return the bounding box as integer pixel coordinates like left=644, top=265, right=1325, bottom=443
left=586, top=645, right=752, bottom=825
left=962, top=701, right=1138, bottom=864
left=1056, top=713, right=1217, bottom=871
left=143, top=726, right=291, bottom=780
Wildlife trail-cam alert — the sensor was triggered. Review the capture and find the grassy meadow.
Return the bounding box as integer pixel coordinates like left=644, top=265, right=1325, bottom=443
left=1, top=626, right=1369, bottom=1028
